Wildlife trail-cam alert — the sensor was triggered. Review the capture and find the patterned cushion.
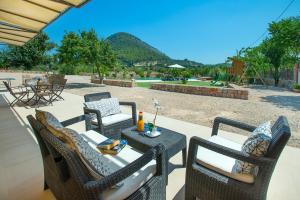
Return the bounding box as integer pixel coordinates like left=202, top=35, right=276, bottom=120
left=35, top=110, right=75, bottom=149
left=233, top=121, right=272, bottom=174
left=58, top=128, right=115, bottom=179
left=84, top=98, right=121, bottom=118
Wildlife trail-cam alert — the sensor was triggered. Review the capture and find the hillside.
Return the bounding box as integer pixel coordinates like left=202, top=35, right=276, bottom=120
left=106, top=32, right=204, bottom=67
left=106, top=32, right=171, bottom=66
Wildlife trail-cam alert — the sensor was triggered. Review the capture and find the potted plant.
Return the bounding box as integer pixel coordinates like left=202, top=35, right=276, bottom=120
left=292, top=83, right=300, bottom=93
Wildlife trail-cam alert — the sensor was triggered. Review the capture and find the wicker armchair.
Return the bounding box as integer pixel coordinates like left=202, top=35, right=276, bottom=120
left=185, top=116, right=291, bottom=200
left=83, top=92, right=137, bottom=139
left=27, top=114, right=166, bottom=200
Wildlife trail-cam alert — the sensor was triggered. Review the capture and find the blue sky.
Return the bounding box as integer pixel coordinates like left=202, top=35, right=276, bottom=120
left=45, top=0, right=300, bottom=64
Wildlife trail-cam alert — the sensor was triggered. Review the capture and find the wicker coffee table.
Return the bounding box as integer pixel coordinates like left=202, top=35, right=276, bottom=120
left=121, top=126, right=187, bottom=183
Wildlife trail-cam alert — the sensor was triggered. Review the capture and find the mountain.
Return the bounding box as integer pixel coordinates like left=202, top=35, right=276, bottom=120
left=106, top=32, right=203, bottom=67
left=106, top=32, right=171, bottom=66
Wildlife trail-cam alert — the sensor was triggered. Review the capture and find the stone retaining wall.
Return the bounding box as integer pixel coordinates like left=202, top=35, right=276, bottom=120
left=91, top=79, right=134, bottom=87
left=150, top=83, right=248, bottom=100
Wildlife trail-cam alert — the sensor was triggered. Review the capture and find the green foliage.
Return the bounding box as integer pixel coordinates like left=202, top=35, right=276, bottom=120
left=242, top=47, right=269, bottom=77
left=57, top=32, right=83, bottom=65
left=0, top=49, right=9, bottom=68
left=58, top=64, right=75, bottom=75
left=74, top=65, right=93, bottom=75
left=293, top=83, right=300, bottom=90
left=269, top=16, right=300, bottom=60
left=122, top=68, right=128, bottom=79
left=181, top=70, right=192, bottom=84
left=169, top=68, right=181, bottom=78
left=2, top=32, right=55, bottom=70
left=56, top=29, right=116, bottom=79
left=234, top=17, right=300, bottom=86
left=135, top=69, right=145, bottom=78
left=106, top=32, right=171, bottom=66
left=260, top=38, right=285, bottom=86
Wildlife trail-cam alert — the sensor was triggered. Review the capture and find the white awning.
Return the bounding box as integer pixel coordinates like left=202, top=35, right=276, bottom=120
left=0, top=0, right=90, bottom=46
left=168, top=64, right=185, bottom=69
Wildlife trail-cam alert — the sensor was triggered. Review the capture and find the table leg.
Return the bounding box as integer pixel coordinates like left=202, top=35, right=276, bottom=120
left=165, top=155, right=169, bottom=185
left=182, top=147, right=187, bottom=167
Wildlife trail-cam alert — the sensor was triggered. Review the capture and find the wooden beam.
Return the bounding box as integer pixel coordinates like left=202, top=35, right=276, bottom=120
left=0, top=22, right=39, bottom=33
left=49, top=0, right=74, bottom=7
left=0, top=36, right=26, bottom=44
left=0, top=27, right=37, bottom=34
left=23, top=0, right=61, bottom=13
left=0, top=30, right=32, bottom=39
left=0, top=9, right=47, bottom=24
left=50, top=0, right=90, bottom=8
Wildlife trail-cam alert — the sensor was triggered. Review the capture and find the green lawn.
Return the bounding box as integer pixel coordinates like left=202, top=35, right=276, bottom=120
left=136, top=81, right=213, bottom=88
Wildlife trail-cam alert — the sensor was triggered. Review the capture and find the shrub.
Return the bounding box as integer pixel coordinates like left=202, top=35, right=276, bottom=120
left=293, top=83, right=300, bottom=90
left=58, top=64, right=75, bottom=75
left=181, top=71, right=191, bottom=84
left=74, top=65, right=93, bottom=75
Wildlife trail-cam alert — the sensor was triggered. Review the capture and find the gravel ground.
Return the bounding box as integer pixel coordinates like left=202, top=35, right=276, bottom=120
left=65, top=76, right=300, bottom=148
left=2, top=72, right=300, bottom=147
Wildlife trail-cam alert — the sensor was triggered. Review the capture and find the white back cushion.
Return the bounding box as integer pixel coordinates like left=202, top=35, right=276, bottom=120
left=84, top=98, right=121, bottom=117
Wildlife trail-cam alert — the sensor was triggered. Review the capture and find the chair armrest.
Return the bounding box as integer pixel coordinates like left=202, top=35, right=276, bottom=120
left=83, top=108, right=103, bottom=123
left=119, top=101, right=137, bottom=125
left=83, top=107, right=104, bottom=132
left=83, top=144, right=166, bottom=193
left=212, top=117, right=257, bottom=136
left=188, top=136, right=273, bottom=168
left=61, top=115, right=86, bottom=127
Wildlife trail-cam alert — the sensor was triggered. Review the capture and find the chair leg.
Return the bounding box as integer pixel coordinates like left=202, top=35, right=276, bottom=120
left=10, top=93, right=26, bottom=107
left=182, top=148, right=187, bottom=167
left=44, top=180, right=49, bottom=190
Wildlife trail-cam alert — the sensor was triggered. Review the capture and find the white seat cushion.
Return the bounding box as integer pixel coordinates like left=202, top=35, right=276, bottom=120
left=80, top=130, right=156, bottom=200
left=92, top=113, right=132, bottom=126
left=196, top=135, right=254, bottom=184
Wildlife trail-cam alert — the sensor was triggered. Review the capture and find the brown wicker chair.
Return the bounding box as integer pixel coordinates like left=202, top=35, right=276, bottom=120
left=27, top=114, right=166, bottom=200
left=83, top=92, right=137, bottom=139
left=185, top=116, right=291, bottom=200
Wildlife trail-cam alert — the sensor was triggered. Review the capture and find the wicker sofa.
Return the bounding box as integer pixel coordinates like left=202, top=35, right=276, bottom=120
left=185, top=116, right=291, bottom=200
left=83, top=92, right=137, bottom=139
left=27, top=114, right=166, bottom=200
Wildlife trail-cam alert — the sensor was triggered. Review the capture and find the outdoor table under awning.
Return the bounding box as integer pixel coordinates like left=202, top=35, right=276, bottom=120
left=0, top=0, right=90, bottom=46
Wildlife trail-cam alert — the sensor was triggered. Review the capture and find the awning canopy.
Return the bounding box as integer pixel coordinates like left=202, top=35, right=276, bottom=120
left=168, top=64, right=185, bottom=69
left=0, top=0, right=90, bottom=46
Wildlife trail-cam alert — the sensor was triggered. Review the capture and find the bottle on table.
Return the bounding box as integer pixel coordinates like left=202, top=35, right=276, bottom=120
left=137, top=111, right=145, bottom=132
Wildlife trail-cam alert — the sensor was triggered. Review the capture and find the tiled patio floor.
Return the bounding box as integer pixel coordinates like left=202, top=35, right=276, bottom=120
left=1, top=91, right=300, bottom=200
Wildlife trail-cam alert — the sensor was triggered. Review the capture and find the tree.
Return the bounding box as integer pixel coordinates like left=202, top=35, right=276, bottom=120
left=56, top=32, right=83, bottom=66
left=56, top=30, right=116, bottom=78
left=95, top=40, right=116, bottom=83
left=242, top=47, right=269, bottom=78
left=269, top=17, right=300, bottom=62
left=4, top=32, right=55, bottom=70
left=261, top=38, right=285, bottom=86
left=181, top=70, right=191, bottom=84
left=234, top=17, right=300, bottom=86
left=0, top=48, right=9, bottom=69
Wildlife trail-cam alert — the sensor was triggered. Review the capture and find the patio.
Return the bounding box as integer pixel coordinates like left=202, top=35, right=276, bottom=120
left=1, top=90, right=300, bottom=200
